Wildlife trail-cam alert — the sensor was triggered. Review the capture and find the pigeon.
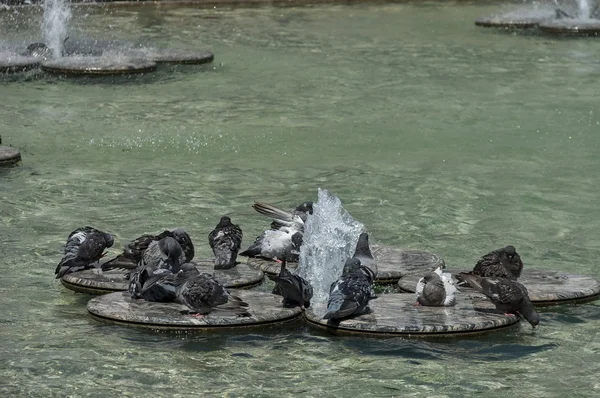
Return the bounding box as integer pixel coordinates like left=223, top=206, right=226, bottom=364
left=240, top=228, right=303, bottom=262
left=458, top=273, right=540, bottom=328
left=268, top=201, right=313, bottom=230
left=102, top=228, right=195, bottom=271
left=415, top=266, right=457, bottom=306
left=208, top=216, right=243, bottom=270
left=351, top=232, right=376, bottom=270
left=138, top=263, right=200, bottom=303
left=55, top=226, right=114, bottom=279
left=176, top=273, right=250, bottom=317
left=252, top=201, right=306, bottom=232
left=323, top=258, right=376, bottom=321
left=268, top=259, right=313, bottom=308
left=128, top=236, right=186, bottom=298
left=473, top=245, right=523, bottom=279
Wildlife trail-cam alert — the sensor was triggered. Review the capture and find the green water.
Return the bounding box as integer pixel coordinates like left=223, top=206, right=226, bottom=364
left=2, top=2, right=600, bottom=396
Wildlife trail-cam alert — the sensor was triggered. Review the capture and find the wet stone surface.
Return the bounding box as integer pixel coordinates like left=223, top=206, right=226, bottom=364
left=61, top=259, right=265, bottom=295
left=41, top=57, right=157, bottom=76
left=247, top=245, right=444, bottom=284
left=304, top=292, right=520, bottom=337
left=0, top=56, right=40, bottom=73
left=0, top=146, right=22, bottom=166
left=398, top=268, right=600, bottom=305
left=87, top=290, right=302, bottom=330
left=538, top=20, right=600, bottom=35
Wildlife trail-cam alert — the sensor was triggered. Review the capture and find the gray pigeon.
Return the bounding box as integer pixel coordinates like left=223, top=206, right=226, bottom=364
left=128, top=237, right=186, bottom=298
left=252, top=201, right=307, bottom=233
left=323, top=258, right=376, bottom=321
left=103, top=228, right=195, bottom=271
left=240, top=228, right=303, bottom=262
left=139, top=263, right=200, bottom=303
left=415, top=266, right=457, bottom=306
left=268, top=259, right=313, bottom=308
left=458, top=273, right=540, bottom=328
left=351, top=232, right=376, bottom=270
left=208, top=216, right=243, bottom=270
left=175, top=273, right=250, bottom=317
left=55, top=226, right=114, bottom=279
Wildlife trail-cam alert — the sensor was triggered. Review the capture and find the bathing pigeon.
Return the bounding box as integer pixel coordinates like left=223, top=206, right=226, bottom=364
left=415, top=266, right=457, bottom=306
left=22, top=43, right=52, bottom=58
left=240, top=228, right=303, bottom=262
left=252, top=201, right=307, bottom=233
left=208, top=216, right=243, bottom=270
left=268, top=201, right=313, bottom=230
left=128, top=236, right=186, bottom=298
left=323, top=258, right=376, bottom=321
left=458, top=273, right=540, bottom=328
left=176, top=273, right=250, bottom=317
left=268, top=259, right=313, bottom=308
left=55, top=226, right=114, bottom=279
left=102, top=228, right=194, bottom=271
left=138, top=263, right=200, bottom=303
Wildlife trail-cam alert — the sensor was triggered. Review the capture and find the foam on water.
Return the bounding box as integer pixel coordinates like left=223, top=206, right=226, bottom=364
left=42, top=0, right=71, bottom=58
left=298, top=188, right=365, bottom=310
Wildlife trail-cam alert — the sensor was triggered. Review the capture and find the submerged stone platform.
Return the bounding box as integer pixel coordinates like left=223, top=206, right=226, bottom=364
left=41, top=57, right=157, bottom=76
left=0, top=146, right=22, bottom=166
left=0, top=56, right=40, bottom=74
left=304, top=293, right=519, bottom=337
left=87, top=290, right=302, bottom=331
left=130, top=48, right=214, bottom=65
left=475, top=16, right=547, bottom=29
left=246, top=245, right=444, bottom=284
left=397, top=269, right=600, bottom=306
left=538, top=20, right=600, bottom=36
left=61, top=260, right=264, bottom=295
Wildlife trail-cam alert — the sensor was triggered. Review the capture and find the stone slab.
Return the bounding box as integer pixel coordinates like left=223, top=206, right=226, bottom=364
left=87, top=290, right=302, bottom=331
left=61, top=259, right=264, bottom=295
left=0, top=56, right=40, bottom=73
left=247, top=245, right=444, bottom=284
left=304, top=293, right=519, bottom=337
left=41, top=57, right=157, bottom=76
left=0, top=146, right=22, bottom=167
left=538, top=20, right=600, bottom=36
left=398, top=269, right=600, bottom=306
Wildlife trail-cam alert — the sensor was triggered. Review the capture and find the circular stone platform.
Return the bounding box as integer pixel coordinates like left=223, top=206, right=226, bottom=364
left=87, top=290, right=302, bottom=331
left=246, top=245, right=444, bottom=284
left=0, top=146, right=22, bottom=167
left=41, top=57, right=157, bottom=76
left=130, top=48, right=214, bottom=65
left=538, top=20, right=600, bottom=36
left=475, top=16, right=546, bottom=29
left=397, top=269, right=600, bottom=306
left=0, top=56, right=40, bottom=73
left=60, top=260, right=264, bottom=295
left=304, top=293, right=520, bottom=337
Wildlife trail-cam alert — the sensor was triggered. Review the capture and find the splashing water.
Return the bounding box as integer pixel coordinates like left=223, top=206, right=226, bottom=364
left=578, top=0, right=591, bottom=19
left=42, top=0, right=71, bottom=58
left=298, top=188, right=365, bottom=310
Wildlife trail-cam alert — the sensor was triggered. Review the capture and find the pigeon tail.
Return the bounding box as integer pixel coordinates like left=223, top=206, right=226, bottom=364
left=252, top=202, right=298, bottom=228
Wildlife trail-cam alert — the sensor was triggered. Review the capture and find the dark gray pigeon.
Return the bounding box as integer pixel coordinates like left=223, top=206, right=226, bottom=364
left=175, top=273, right=250, bottom=317
left=415, top=266, right=457, bottom=306
left=139, top=263, right=200, bottom=303
left=208, top=216, right=243, bottom=270
left=458, top=273, right=540, bottom=328
left=351, top=232, right=376, bottom=270
left=268, top=259, right=313, bottom=308
left=103, top=228, right=195, bottom=271
left=55, top=226, right=114, bottom=279
left=473, top=245, right=523, bottom=279
left=323, top=258, right=376, bottom=321
left=128, top=236, right=186, bottom=298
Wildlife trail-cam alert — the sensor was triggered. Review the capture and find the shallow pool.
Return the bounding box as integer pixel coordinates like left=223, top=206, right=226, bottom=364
left=2, top=2, right=600, bottom=396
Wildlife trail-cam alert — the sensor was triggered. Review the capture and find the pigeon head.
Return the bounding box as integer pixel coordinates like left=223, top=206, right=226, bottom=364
left=291, top=232, right=303, bottom=249
left=171, top=229, right=195, bottom=263
left=103, top=233, right=115, bottom=248
left=216, top=216, right=233, bottom=227
left=295, top=201, right=314, bottom=215
left=520, top=303, right=540, bottom=328
left=158, top=236, right=185, bottom=273
left=500, top=245, right=523, bottom=278
left=342, top=257, right=362, bottom=274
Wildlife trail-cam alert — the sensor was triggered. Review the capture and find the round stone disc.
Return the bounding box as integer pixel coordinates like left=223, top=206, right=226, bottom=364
left=304, top=293, right=519, bottom=337
left=475, top=16, right=545, bottom=29
left=60, top=259, right=264, bottom=295
left=41, top=57, right=157, bottom=76
left=246, top=245, right=444, bottom=285
left=538, top=20, right=600, bottom=36
left=397, top=269, right=600, bottom=306
left=87, top=290, right=302, bottom=331
left=0, top=146, right=22, bottom=167
left=0, top=55, right=40, bottom=73
left=131, top=48, right=214, bottom=65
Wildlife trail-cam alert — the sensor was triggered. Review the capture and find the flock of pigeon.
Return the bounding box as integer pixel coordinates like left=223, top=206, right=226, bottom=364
left=53, top=200, right=540, bottom=327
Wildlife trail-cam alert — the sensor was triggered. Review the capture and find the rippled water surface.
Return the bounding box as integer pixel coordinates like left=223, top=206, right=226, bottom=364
left=2, top=2, right=600, bottom=396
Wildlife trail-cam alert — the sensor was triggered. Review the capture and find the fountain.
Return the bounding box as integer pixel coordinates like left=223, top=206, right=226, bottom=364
left=0, top=0, right=214, bottom=77
left=475, top=0, right=600, bottom=35
left=297, top=188, right=365, bottom=312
